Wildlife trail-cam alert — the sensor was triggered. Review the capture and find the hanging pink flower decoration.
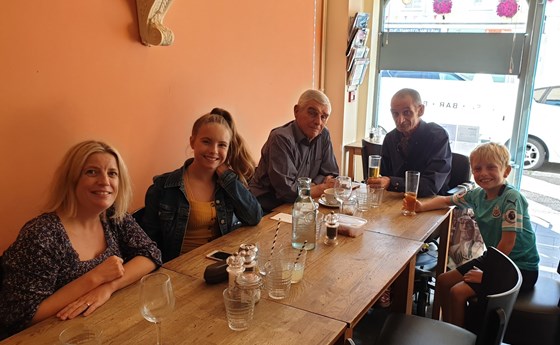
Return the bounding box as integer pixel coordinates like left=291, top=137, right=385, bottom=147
left=497, top=0, right=519, bottom=18
left=433, top=0, right=453, bottom=15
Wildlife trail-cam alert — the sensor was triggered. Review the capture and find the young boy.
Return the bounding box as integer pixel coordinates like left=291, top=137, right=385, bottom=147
left=413, top=142, right=539, bottom=327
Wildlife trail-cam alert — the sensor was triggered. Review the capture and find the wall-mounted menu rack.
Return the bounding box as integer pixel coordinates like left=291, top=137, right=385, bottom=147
left=346, top=12, right=370, bottom=91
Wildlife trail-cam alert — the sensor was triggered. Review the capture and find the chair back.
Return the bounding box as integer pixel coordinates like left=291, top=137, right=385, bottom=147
left=447, top=152, right=471, bottom=193
left=474, top=247, right=522, bottom=345
left=361, top=139, right=383, bottom=181
left=132, top=207, right=146, bottom=229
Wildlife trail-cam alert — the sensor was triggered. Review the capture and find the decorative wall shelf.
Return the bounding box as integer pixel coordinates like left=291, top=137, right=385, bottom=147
left=136, top=0, right=175, bottom=46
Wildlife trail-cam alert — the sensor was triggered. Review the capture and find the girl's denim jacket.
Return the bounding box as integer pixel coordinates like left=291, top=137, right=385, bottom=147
left=142, top=159, right=263, bottom=263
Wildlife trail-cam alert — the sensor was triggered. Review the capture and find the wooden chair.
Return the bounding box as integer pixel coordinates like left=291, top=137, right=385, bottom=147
left=503, top=260, right=560, bottom=345
left=374, top=247, right=522, bottom=345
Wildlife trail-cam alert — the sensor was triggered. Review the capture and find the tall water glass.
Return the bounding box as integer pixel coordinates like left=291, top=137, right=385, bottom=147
left=403, top=171, right=420, bottom=216
left=140, top=272, right=175, bottom=345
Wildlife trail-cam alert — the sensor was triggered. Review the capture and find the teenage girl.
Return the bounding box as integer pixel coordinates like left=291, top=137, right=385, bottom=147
left=142, top=108, right=263, bottom=262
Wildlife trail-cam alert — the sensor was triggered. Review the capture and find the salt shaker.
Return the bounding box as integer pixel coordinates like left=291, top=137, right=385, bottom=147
left=324, top=211, right=339, bottom=246
left=235, top=244, right=262, bottom=303
left=226, top=253, right=244, bottom=291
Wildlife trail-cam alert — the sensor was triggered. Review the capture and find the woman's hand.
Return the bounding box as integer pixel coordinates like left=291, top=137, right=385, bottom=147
left=216, top=162, right=232, bottom=177
left=89, top=255, right=125, bottom=285
left=56, top=284, right=114, bottom=320
left=464, top=266, right=483, bottom=284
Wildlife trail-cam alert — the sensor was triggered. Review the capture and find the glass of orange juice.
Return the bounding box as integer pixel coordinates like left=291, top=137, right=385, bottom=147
left=403, top=171, right=420, bottom=216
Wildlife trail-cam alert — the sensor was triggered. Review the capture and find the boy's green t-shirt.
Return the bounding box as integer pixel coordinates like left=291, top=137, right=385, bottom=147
left=451, top=183, right=540, bottom=271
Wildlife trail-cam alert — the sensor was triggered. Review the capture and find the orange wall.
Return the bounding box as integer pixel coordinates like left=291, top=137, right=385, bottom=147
left=0, top=0, right=325, bottom=252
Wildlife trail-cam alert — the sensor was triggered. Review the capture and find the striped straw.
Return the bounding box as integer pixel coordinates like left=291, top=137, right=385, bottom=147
left=270, top=221, right=280, bottom=257
left=295, top=240, right=307, bottom=265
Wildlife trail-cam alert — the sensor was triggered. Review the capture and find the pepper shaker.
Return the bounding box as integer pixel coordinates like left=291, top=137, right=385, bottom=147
left=324, top=211, right=339, bottom=246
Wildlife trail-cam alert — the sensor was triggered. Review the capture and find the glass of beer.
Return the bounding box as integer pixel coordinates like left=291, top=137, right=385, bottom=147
left=368, top=155, right=381, bottom=178
left=403, top=171, right=420, bottom=216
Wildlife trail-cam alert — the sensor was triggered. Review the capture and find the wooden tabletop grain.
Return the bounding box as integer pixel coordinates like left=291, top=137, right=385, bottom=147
left=2, top=196, right=451, bottom=343
left=164, top=203, right=428, bottom=339
left=2, top=268, right=346, bottom=345
left=353, top=190, right=452, bottom=242
left=343, top=190, right=453, bottom=319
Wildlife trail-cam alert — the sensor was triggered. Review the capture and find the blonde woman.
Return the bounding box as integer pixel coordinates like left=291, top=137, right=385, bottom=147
left=0, top=140, right=161, bottom=339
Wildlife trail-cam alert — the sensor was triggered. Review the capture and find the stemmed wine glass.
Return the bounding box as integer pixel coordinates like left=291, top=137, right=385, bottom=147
left=334, top=176, right=353, bottom=214
left=140, top=272, right=175, bottom=345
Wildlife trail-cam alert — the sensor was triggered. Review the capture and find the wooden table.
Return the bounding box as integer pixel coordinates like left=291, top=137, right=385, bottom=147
left=343, top=140, right=362, bottom=180
left=1, top=268, right=346, bottom=345
left=332, top=190, right=453, bottom=320
left=165, top=205, right=423, bottom=339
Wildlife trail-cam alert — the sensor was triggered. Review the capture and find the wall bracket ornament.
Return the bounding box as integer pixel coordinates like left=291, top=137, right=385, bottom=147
left=136, top=0, right=174, bottom=46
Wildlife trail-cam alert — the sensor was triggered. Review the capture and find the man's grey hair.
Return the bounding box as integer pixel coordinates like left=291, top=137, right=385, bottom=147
left=297, top=89, right=331, bottom=112
left=393, top=88, right=423, bottom=105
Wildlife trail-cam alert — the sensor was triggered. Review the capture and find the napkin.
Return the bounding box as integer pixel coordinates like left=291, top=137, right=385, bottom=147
left=270, top=213, right=292, bottom=223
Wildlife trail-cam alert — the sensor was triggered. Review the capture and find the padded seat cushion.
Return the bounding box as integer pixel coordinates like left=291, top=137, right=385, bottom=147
left=377, top=313, right=476, bottom=345
left=514, top=276, right=560, bottom=313
left=504, top=275, right=560, bottom=345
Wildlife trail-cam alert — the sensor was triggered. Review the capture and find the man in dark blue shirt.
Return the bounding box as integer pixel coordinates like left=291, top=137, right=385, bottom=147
left=368, top=88, right=452, bottom=197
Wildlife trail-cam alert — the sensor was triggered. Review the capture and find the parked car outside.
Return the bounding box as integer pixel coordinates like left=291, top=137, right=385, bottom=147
left=377, top=70, right=560, bottom=170
left=521, top=85, right=560, bottom=169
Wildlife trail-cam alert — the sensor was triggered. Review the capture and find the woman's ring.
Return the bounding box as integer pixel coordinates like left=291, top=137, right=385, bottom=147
left=86, top=303, right=91, bottom=307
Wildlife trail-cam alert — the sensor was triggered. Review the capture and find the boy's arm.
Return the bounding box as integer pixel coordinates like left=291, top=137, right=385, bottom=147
left=497, top=231, right=516, bottom=255
left=416, top=195, right=452, bottom=212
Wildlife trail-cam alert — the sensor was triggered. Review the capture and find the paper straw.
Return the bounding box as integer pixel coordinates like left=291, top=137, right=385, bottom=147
left=270, top=221, right=280, bottom=257
left=295, top=240, right=307, bottom=264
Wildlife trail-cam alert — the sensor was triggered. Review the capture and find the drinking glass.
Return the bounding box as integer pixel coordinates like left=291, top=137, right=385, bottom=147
left=368, top=155, right=382, bottom=178
left=368, top=186, right=384, bottom=208
left=403, top=171, right=420, bottom=216
left=59, top=323, right=102, bottom=345
left=340, top=197, right=357, bottom=216
left=334, top=176, right=353, bottom=214
left=265, top=258, right=294, bottom=299
left=279, top=247, right=307, bottom=283
left=140, top=272, right=175, bottom=345
left=223, top=287, right=255, bottom=331
left=356, top=189, right=370, bottom=212
left=256, top=242, right=283, bottom=277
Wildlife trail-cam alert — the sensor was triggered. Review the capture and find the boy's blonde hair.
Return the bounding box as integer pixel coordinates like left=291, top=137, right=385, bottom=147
left=470, top=142, right=510, bottom=168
